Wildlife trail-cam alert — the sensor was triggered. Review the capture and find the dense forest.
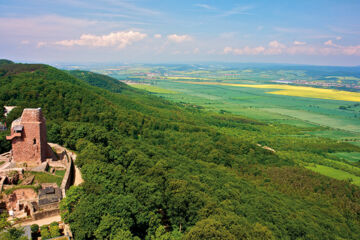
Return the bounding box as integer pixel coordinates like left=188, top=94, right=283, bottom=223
left=1, top=60, right=360, bottom=239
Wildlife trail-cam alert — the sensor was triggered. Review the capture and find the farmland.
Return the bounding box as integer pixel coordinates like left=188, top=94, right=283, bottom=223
left=177, top=81, right=360, bottom=102
left=82, top=63, right=360, bottom=185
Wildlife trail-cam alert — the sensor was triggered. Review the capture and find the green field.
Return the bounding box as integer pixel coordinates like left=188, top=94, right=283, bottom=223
left=95, top=64, right=360, bottom=183
left=306, top=164, right=360, bottom=186
left=130, top=84, right=178, bottom=94
left=154, top=80, right=359, bottom=131
left=331, top=152, right=360, bottom=162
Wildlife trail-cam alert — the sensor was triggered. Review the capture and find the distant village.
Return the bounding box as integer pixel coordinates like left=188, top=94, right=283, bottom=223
left=273, top=79, right=360, bottom=91
left=0, top=107, right=81, bottom=239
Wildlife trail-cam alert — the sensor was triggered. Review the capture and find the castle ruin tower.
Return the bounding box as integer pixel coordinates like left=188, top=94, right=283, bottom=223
left=6, top=108, right=52, bottom=165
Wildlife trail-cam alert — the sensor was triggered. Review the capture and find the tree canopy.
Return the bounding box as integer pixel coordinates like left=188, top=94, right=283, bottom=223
left=1, top=62, right=360, bottom=239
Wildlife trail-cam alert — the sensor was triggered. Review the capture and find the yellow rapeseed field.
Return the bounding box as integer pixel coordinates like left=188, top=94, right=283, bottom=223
left=178, top=81, right=360, bottom=102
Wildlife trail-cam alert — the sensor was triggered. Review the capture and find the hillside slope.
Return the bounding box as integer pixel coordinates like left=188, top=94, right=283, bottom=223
left=1, top=61, right=360, bottom=240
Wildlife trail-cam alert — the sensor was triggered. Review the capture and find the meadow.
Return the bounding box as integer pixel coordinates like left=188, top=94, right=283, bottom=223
left=306, top=164, right=360, bottom=186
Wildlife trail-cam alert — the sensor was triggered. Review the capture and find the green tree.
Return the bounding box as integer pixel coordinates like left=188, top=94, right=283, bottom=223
left=40, top=226, right=51, bottom=240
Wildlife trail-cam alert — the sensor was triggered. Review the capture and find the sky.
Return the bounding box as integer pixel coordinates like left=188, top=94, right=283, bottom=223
left=1, top=0, right=360, bottom=66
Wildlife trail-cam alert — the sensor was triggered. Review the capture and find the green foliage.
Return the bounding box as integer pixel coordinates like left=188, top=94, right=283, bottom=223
left=2, top=61, right=360, bottom=240
left=40, top=227, right=51, bottom=240
left=0, top=59, right=14, bottom=66
left=0, top=131, right=10, bottom=153
left=68, top=70, right=130, bottom=93
left=0, top=227, right=27, bottom=240
left=31, top=224, right=39, bottom=234
left=0, top=213, right=10, bottom=231
left=49, top=224, right=60, bottom=238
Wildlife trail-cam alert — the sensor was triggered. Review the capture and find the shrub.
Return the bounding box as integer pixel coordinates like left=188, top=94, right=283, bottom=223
left=31, top=224, right=39, bottom=234
left=40, top=227, right=51, bottom=240
left=49, top=225, right=61, bottom=238
left=50, top=221, right=59, bottom=227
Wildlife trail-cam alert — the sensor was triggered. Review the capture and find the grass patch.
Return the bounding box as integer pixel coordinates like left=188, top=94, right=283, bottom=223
left=55, top=169, right=66, bottom=177
left=27, top=171, right=63, bottom=186
left=3, top=185, right=40, bottom=195
left=262, top=108, right=360, bottom=132
left=306, top=164, right=360, bottom=186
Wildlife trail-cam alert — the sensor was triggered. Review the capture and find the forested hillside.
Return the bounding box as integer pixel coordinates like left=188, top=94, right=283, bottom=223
left=1, top=61, right=360, bottom=240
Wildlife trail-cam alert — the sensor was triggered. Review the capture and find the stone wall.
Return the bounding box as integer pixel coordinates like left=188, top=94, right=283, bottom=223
left=33, top=208, right=60, bottom=220
left=60, top=152, right=74, bottom=198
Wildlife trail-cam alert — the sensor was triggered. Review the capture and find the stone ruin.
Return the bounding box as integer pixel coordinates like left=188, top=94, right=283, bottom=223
left=6, top=108, right=54, bottom=166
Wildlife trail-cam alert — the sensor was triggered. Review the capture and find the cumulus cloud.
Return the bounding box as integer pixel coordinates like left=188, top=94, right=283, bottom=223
left=224, top=40, right=360, bottom=56
left=54, top=31, right=147, bottom=48
left=167, top=34, right=192, bottom=43
left=293, top=41, right=306, bottom=45
left=224, top=46, right=265, bottom=55
left=154, top=34, right=162, bottom=39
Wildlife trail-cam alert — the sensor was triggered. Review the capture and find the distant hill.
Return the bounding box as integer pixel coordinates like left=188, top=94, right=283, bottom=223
left=1, top=60, right=360, bottom=240
left=68, top=70, right=130, bottom=93
left=0, top=59, right=14, bottom=66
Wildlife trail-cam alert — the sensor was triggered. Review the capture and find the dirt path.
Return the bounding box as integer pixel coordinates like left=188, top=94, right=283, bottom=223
left=16, top=215, right=61, bottom=227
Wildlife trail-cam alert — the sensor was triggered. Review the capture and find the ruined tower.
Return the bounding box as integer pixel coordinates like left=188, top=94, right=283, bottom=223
left=6, top=108, right=52, bottom=165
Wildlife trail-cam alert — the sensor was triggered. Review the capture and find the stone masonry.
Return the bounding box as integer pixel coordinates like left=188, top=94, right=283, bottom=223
left=6, top=108, right=53, bottom=166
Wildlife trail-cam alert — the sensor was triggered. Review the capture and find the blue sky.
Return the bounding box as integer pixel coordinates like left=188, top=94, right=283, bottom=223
left=1, top=0, right=360, bottom=65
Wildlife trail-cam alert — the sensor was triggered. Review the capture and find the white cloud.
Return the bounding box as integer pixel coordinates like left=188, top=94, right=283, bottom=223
left=268, top=40, right=285, bottom=49
left=287, top=46, right=316, bottom=55
left=220, top=5, right=253, bottom=17
left=336, top=36, right=342, bottom=40
left=223, top=46, right=265, bottom=55
left=194, top=4, right=215, bottom=10
left=324, top=40, right=336, bottom=46
left=193, top=48, right=200, bottom=54
left=224, top=40, right=360, bottom=56
left=342, top=46, right=360, bottom=55
left=167, top=34, right=192, bottom=43
left=293, top=41, right=306, bottom=45
left=54, top=31, right=147, bottom=48
left=154, top=34, right=162, bottom=39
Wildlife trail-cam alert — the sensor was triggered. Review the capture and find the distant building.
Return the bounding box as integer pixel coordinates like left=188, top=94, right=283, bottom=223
left=6, top=108, right=53, bottom=165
